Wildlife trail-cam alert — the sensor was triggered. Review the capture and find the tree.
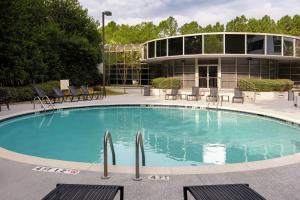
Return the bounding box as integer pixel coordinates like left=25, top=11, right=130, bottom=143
left=226, top=15, right=248, bottom=32
left=203, top=22, right=224, bottom=32
left=179, top=21, right=200, bottom=34
left=158, top=16, right=178, bottom=37
left=277, top=15, right=295, bottom=35
left=0, top=0, right=102, bottom=86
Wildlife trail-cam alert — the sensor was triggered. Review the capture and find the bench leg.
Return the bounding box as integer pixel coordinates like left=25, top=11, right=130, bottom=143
left=183, top=187, right=188, bottom=200
left=119, top=187, right=124, bottom=200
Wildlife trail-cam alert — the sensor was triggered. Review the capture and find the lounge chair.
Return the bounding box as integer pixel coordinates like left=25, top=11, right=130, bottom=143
left=42, top=183, right=124, bottom=200
left=80, top=85, right=93, bottom=100
left=183, top=184, right=266, bottom=200
left=52, top=87, right=69, bottom=103
left=187, top=87, right=200, bottom=101
left=232, top=88, right=244, bottom=103
left=206, top=88, right=219, bottom=102
left=0, top=88, right=10, bottom=111
left=33, top=86, right=53, bottom=104
left=165, top=88, right=179, bottom=100
left=68, top=86, right=82, bottom=102
left=93, top=86, right=105, bottom=100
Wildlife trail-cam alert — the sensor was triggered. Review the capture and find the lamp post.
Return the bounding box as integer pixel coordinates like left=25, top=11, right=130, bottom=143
left=102, top=11, right=112, bottom=96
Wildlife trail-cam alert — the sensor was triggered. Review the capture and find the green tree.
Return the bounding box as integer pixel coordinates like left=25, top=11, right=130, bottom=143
left=158, top=16, right=178, bottom=37
left=0, top=0, right=102, bottom=86
left=179, top=21, right=200, bottom=34
left=226, top=15, right=248, bottom=32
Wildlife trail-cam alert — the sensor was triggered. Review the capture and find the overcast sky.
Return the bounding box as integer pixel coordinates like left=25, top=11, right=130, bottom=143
left=79, top=0, right=300, bottom=26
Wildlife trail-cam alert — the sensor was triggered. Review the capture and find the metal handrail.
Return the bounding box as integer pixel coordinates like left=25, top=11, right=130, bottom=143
left=33, top=96, right=46, bottom=110
left=101, top=129, right=116, bottom=179
left=42, top=96, right=56, bottom=110
left=33, top=95, right=56, bottom=111
left=133, top=131, right=145, bottom=181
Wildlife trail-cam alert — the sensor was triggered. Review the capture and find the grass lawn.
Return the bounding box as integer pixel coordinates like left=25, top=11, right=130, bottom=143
left=106, top=89, right=125, bottom=96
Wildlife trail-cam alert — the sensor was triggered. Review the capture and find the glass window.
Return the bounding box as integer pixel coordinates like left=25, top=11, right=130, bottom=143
left=283, top=37, right=294, bottom=56
left=143, top=44, right=147, bottom=59
left=168, top=37, right=183, bottom=56
left=204, top=34, right=223, bottom=54
left=247, top=35, right=265, bottom=54
left=296, top=39, right=300, bottom=57
left=267, top=36, right=281, bottom=55
left=156, top=39, right=167, bottom=57
left=184, top=35, right=202, bottom=55
left=225, top=34, right=245, bottom=54
left=148, top=41, right=155, bottom=58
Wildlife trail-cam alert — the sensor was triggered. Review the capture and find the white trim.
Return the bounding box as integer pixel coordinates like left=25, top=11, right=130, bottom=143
left=142, top=32, right=300, bottom=45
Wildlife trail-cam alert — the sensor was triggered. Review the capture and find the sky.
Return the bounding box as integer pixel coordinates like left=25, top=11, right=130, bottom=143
left=79, top=0, right=300, bottom=26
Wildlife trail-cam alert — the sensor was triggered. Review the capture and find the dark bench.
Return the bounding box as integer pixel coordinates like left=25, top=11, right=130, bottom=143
left=42, top=184, right=124, bottom=200
left=184, top=184, right=266, bottom=200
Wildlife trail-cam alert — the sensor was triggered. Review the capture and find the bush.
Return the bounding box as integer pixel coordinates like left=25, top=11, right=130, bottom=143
left=151, top=77, right=181, bottom=89
left=1, top=80, right=59, bottom=102
left=238, top=79, right=294, bottom=92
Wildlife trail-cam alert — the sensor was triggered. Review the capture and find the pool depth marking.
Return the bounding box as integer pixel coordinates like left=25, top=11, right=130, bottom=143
left=32, top=166, right=80, bottom=175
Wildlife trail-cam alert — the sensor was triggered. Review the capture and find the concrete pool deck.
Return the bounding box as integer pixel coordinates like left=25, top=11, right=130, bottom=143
left=0, top=91, right=300, bottom=199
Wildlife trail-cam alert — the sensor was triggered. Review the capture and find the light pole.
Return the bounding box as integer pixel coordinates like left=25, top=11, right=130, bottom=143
left=102, top=11, right=112, bottom=96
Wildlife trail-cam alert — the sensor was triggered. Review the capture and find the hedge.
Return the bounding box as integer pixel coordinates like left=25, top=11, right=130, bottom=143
left=238, top=79, right=294, bottom=92
left=151, top=77, right=181, bottom=89
left=0, top=81, right=59, bottom=102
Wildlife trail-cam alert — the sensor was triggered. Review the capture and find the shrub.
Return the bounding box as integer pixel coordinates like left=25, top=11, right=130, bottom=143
left=238, top=79, right=294, bottom=92
left=1, top=81, right=60, bottom=102
left=151, top=77, right=181, bottom=89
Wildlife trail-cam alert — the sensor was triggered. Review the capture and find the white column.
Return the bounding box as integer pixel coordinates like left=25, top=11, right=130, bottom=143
left=294, top=38, right=296, bottom=57
left=281, top=37, right=284, bottom=56
left=154, top=41, right=157, bottom=58
left=183, top=37, right=185, bottom=55
left=218, top=57, right=222, bottom=89
left=264, top=35, right=267, bottom=55
left=166, top=39, right=169, bottom=56
left=223, top=34, right=225, bottom=54
left=195, top=58, right=199, bottom=87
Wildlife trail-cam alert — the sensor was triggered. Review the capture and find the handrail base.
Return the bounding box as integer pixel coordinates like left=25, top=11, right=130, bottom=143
left=133, top=177, right=142, bottom=181
left=101, top=175, right=111, bottom=179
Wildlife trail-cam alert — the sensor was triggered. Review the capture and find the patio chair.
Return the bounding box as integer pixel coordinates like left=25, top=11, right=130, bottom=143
left=33, top=86, right=53, bottom=104
left=42, top=183, right=124, bottom=200
left=232, top=88, right=244, bottom=103
left=165, top=88, right=179, bottom=100
left=187, top=87, right=200, bottom=101
left=183, top=184, right=266, bottom=200
left=52, top=87, right=70, bottom=103
left=92, top=86, right=105, bottom=100
left=0, top=88, right=10, bottom=111
left=80, top=85, right=93, bottom=100
left=206, top=88, right=219, bottom=102
left=68, top=86, right=82, bottom=102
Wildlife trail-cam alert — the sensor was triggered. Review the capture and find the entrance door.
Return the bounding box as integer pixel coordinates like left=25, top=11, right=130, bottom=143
left=199, top=66, right=218, bottom=88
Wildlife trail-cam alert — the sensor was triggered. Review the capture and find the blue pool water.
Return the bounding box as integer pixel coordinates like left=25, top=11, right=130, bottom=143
left=0, top=106, right=300, bottom=166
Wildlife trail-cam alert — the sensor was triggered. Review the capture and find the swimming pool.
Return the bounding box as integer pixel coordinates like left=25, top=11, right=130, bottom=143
left=0, top=106, right=300, bottom=167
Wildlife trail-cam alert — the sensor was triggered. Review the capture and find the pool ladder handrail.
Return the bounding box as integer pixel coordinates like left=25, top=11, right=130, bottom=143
left=33, top=95, right=56, bottom=111
left=133, top=130, right=145, bottom=181
left=101, top=129, right=116, bottom=179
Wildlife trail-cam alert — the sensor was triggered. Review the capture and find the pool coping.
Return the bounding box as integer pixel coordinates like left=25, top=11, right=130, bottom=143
left=1, top=102, right=300, bottom=175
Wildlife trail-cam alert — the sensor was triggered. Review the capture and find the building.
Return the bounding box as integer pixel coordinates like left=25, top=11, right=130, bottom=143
left=141, top=32, right=300, bottom=89
left=105, top=44, right=150, bottom=85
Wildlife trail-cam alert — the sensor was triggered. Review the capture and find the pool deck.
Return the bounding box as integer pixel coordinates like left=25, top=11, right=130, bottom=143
left=1, top=91, right=300, bottom=200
